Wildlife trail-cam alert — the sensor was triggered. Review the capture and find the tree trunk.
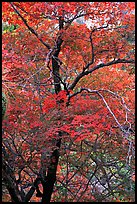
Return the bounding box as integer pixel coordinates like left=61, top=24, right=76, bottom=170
left=52, top=55, right=61, bottom=94
left=2, top=160, right=22, bottom=202
left=42, top=137, right=61, bottom=202
left=41, top=17, right=64, bottom=202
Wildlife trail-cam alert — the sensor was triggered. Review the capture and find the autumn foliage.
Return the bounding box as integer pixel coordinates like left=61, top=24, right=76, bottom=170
left=2, top=2, right=135, bottom=202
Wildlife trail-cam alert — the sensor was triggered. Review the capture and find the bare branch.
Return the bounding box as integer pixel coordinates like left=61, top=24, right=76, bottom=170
left=68, top=87, right=133, bottom=137
left=77, top=166, right=98, bottom=202
left=96, top=91, right=122, bottom=129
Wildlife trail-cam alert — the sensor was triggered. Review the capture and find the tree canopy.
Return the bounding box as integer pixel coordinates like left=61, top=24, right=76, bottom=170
left=2, top=2, right=135, bottom=202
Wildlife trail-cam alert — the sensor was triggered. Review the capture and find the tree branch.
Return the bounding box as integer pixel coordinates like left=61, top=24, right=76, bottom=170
left=68, top=58, right=135, bottom=90
left=9, top=2, right=51, bottom=50
left=83, top=31, right=95, bottom=72
left=25, top=178, right=42, bottom=202
left=68, top=87, right=133, bottom=138
left=2, top=160, right=22, bottom=202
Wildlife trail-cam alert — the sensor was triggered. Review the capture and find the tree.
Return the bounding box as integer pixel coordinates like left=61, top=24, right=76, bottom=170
left=2, top=2, right=135, bottom=202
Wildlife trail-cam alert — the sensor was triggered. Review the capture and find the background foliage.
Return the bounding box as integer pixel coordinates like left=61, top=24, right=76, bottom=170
left=2, top=2, right=135, bottom=202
